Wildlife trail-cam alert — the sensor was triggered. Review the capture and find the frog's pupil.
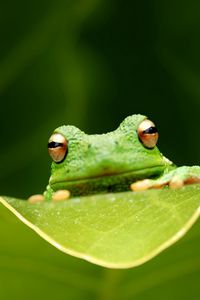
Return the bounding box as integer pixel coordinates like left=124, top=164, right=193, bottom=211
left=143, top=126, right=157, bottom=134
left=48, top=141, right=63, bottom=148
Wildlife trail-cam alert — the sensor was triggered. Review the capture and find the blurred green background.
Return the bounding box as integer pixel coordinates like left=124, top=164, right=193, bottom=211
left=0, top=0, right=200, bottom=299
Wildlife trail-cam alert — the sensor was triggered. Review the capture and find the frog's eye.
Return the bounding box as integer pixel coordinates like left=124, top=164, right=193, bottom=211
left=137, top=119, right=158, bottom=149
left=48, top=133, right=68, bottom=163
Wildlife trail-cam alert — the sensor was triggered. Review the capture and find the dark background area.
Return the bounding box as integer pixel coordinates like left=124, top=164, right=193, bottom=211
left=1, top=0, right=200, bottom=199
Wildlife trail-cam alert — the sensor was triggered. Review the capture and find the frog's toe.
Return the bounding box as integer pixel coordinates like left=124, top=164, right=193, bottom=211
left=28, top=194, right=44, bottom=204
left=130, top=179, right=165, bottom=191
left=169, top=176, right=184, bottom=189
left=185, top=176, right=200, bottom=185
left=169, top=175, right=200, bottom=189
left=52, top=190, right=71, bottom=202
left=130, top=178, right=169, bottom=191
left=130, top=179, right=153, bottom=191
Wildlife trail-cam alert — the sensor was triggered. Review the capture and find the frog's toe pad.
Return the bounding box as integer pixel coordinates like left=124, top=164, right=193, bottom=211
left=169, top=176, right=200, bottom=189
left=131, top=178, right=169, bottom=191
left=28, top=194, right=44, bottom=204
left=52, top=190, right=71, bottom=202
left=185, top=176, right=200, bottom=185
left=130, top=179, right=153, bottom=191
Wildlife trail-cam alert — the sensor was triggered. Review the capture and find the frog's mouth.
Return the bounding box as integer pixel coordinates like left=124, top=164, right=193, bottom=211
left=50, top=165, right=167, bottom=196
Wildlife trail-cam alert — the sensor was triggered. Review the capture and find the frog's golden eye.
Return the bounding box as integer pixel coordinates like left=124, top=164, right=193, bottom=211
left=48, top=133, right=68, bottom=163
left=137, top=119, right=158, bottom=149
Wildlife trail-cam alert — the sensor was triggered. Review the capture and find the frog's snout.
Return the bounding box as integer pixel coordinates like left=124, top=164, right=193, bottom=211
left=93, top=155, right=123, bottom=177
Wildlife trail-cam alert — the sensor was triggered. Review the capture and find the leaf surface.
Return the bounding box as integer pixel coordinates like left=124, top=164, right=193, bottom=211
left=0, top=185, right=199, bottom=268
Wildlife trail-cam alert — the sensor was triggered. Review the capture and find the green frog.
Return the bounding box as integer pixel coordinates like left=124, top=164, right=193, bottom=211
left=28, top=114, right=200, bottom=203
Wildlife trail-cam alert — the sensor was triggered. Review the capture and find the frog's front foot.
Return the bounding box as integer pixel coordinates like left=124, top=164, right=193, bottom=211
left=28, top=189, right=71, bottom=203
left=130, top=166, right=200, bottom=192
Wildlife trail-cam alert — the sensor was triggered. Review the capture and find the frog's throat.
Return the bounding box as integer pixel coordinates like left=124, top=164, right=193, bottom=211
left=50, top=165, right=171, bottom=196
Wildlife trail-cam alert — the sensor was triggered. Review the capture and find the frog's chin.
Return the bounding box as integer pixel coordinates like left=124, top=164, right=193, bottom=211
left=50, top=165, right=169, bottom=196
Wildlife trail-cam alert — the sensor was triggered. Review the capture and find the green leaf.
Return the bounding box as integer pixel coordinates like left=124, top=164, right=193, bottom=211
left=0, top=202, right=199, bottom=300
left=0, top=184, right=200, bottom=269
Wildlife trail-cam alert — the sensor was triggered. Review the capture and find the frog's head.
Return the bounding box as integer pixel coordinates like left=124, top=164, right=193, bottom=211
left=47, top=115, right=173, bottom=196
